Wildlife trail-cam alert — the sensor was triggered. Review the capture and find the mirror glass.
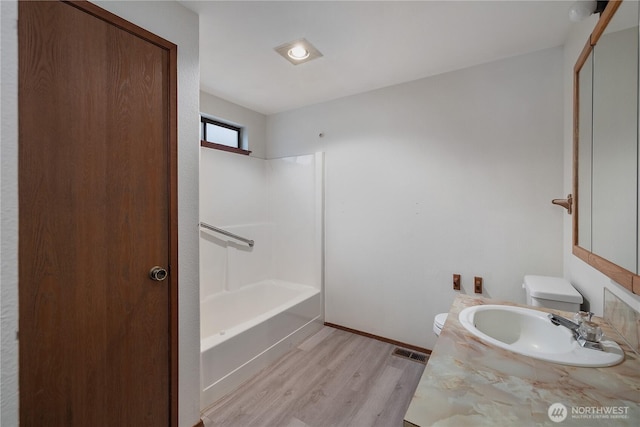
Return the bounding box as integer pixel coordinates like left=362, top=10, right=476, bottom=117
left=576, top=0, right=639, bottom=276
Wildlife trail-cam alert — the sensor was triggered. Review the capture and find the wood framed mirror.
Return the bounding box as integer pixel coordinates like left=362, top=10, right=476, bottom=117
left=573, top=0, right=640, bottom=294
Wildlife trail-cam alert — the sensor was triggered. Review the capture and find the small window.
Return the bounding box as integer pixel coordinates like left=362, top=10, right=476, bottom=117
left=201, top=116, right=241, bottom=148
left=200, top=116, right=251, bottom=155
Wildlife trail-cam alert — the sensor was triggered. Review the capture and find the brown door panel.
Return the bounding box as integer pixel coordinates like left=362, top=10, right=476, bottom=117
left=19, top=1, right=176, bottom=425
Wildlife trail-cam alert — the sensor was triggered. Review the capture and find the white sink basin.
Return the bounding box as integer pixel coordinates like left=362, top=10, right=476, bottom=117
left=458, top=305, right=624, bottom=367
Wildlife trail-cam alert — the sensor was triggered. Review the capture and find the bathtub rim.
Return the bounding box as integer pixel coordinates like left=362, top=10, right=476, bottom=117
left=200, top=279, right=320, bottom=352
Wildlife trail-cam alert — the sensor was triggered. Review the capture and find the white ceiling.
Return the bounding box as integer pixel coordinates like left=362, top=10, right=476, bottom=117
left=180, top=1, right=575, bottom=115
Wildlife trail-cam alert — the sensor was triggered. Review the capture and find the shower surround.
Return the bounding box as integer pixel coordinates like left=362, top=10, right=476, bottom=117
left=199, top=149, right=324, bottom=409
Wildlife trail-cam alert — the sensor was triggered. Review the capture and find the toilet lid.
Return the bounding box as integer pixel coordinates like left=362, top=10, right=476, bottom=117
left=523, top=275, right=583, bottom=304
left=435, top=313, right=448, bottom=329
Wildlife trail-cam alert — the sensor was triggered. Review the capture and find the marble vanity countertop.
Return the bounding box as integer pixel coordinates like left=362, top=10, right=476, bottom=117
left=404, top=294, right=640, bottom=426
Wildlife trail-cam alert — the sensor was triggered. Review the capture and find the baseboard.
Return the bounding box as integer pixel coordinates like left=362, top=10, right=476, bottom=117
left=324, top=322, right=431, bottom=355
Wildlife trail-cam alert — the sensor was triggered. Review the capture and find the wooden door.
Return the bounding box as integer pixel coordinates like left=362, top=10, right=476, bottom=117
left=18, top=1, right=178, bottom=425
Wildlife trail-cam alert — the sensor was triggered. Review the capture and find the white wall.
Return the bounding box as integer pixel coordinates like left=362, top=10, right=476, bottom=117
left=267, top=154, right=324, bottom=288
left=200, top=91, right=267, bottom=159
left=267, top=47, right=565, bottom=350
left=0, top=1, right=202, bottom=426
left=563, top=16, right=640, bottom=315
left=1, top=2, right=20, bottom=425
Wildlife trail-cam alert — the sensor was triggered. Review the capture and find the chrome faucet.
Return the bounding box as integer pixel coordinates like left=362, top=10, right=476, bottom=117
left=548, top=313, right=580, bottom=331
left=548, top=313, right=604, bottom=351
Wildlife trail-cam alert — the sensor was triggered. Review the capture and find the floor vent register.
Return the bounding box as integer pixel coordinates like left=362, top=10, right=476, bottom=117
left=392, top=348, right=428, bottom=364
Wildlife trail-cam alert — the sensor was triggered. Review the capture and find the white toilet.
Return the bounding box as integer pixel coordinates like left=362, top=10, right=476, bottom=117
left=433, top=312, right=448, bottom=336
left=523, top=275, right=583, bottom=312
left=433, top=275, right=583, bottom=337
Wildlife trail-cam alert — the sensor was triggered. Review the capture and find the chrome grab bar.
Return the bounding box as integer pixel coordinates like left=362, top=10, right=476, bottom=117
left=199, top=222, right=254, bottom=247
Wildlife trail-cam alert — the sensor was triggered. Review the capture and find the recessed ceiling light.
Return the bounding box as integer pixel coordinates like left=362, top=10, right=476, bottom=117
left=274, top=38, right=322, bottom=65
left=288, top=45, right=310, bottom=61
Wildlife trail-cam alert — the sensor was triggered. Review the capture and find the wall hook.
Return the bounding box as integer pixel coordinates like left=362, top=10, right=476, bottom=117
left=552, top=194, right=573, bottom=214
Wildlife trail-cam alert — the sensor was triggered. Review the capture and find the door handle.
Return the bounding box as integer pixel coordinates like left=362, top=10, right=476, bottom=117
left=149, top=266, right=168, bottom=281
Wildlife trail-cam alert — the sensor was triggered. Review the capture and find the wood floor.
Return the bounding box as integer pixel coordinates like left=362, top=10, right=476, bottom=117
left=201, top=326, right=427, bottom=427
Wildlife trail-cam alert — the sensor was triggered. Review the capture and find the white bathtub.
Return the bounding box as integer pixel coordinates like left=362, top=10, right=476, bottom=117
left=200, top=279, right=322, bottom=409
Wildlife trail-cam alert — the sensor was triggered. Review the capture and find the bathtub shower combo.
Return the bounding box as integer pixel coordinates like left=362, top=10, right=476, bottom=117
left=199, top=150, right=324, bottom=409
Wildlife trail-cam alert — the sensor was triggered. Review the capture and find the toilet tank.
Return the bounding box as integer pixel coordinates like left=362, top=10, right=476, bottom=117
left=523, top=275, right=583, bottom=312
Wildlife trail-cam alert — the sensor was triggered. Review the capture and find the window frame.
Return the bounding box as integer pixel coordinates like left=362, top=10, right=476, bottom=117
left=200, top=116, right=251, bottom=155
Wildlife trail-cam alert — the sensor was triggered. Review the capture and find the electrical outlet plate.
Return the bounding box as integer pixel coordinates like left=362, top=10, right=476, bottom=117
left=474, top=276, right=483, bottom=294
